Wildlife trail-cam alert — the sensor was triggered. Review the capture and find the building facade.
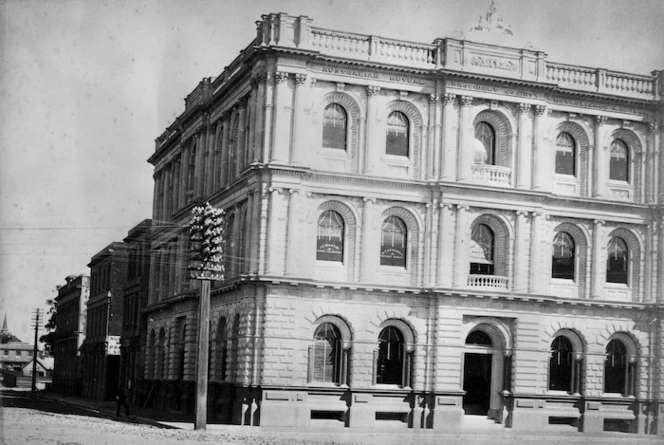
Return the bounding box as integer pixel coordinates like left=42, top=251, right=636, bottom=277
left=144, top=10, right=664, bottom=435
left=120, top=219, right=152, bottom=405
left=0, top=316, right=33, bottom=373
left=52, top=274, right=89, bottom=395
left=81, top=242, right=127, bottom=400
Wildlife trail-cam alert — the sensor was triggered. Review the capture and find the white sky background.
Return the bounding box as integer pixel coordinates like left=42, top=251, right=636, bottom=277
left=0, top=0, right=662, bottom=342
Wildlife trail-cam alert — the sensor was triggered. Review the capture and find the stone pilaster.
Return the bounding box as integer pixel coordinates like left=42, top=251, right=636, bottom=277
left=532, top=105, right=547, bottom=190
left=427, top=93, right=438, bottom=179
left=437, top=203, right=454, bottom=287
left=360, top=197, right=376, bottom=282
left=290, top=73, right=308, bottom=166
left=453, top=205, right=470, bottom=287
left=271, top=71, right=290, bottom=163
left=593, top=115, right=608, bottom=198
left=441, top=93, right=457, bottom=181
left=285, top=189, right=301, bottom=276
left=529, top=212, right=545, bottom=294
left=516, top=103, right=531, bottom=189
left=513, top=210, right=529, bottom=293
left=363, top=86, right=381, bottom=173
left=590, top=219, right=605, bottom=299
left=457, top=96, right=473, bottom=182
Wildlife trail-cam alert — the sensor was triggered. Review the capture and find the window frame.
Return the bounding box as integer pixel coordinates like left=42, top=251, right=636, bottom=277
left=322, top=103, right=348, bottom=151
left=555, top=132, right=576, bottom=176
left=609, top=139, right=630, bottom=183
left=316, top=210, right=345, bottom=263
left=606, top=236, right=629, bottom=285
left=548, top=335, right=577, bottom=394
left=385, top=111, right=410, bottom=157
left=380, top=216, right=408, bottom=268
left=470, top=223, right=495, bottom=275
left=551, top=231, right=576, bottom=281
left=474, top=121, right=496, bottom=166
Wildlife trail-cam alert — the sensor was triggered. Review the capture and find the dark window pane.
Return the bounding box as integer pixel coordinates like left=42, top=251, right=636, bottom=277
left=386, top=112, right=409, bottom=156
left=380, top=216, right=407, bottom=267
left=604, top=339, right=627, bottom=394
left=377, top=326, right=404, bottom=385
left=474, top=122, right=495, bottom=165
left=317, top=210, right=344, bottom=262
left=323, top=104, right=347, bottom=150
left=466, top=331, right=492, bottom=346
left=609, top=139, right=629, bottom=182
left=606, top=237, right=628, bottom=284
left=555, top=132, right=576, bottom=176
left=549, top=336, right=573, bottom=392
left=552, top=232, right=575, bottom=280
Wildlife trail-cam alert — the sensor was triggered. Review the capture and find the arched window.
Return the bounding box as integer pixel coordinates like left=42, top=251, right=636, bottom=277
left=604, top=339, right=628, bottom=394
left=217, top=317, right=228, bottom=381
left=157, top=328, right=166, bottom=379
left=312, top=322, right=342, bottom=383
left=607, top=237, right=628, bottom=284
left=549, top=336, right=574, bottom=392
left=474, top=122, right=495, bottom=165
left=555, top=132, right=576, bottom=176
left=376, top=326, right=404, bottom=385
left=224, top=214, right=235, bottom=278
left=386, top=111, right=409, bottom=157
left=610, top=139, right=629, bottom=182
left=552, top=232, right=575, bottom=280
left=380, top=216, right=407, bottom=267
left=317, top=210, right=344, bottom=262
left=466, top=330, right=493, bottom=347
left=323, top=103, right=347, bottom=150
left=470, top=224, right=494, bottom=275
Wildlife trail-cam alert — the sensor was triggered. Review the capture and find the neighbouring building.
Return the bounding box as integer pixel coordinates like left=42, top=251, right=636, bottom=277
left=52, top=274, right=89, bottom=395
left=143, top=6, right=663, bottom=436
left=80, top=242, right=127, bottom=400
left=120, top=219, right=152, bottom=405
left=0, top=316, right=34, bottom=373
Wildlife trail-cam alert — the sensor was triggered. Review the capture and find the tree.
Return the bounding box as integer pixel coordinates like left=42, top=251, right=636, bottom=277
left=39, top=297, right=57, bottom=353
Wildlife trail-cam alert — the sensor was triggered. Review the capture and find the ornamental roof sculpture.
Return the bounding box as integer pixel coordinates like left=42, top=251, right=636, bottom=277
left=470, top=1, right=513, bottom=36
left=460, top=1, right=538, bottom=50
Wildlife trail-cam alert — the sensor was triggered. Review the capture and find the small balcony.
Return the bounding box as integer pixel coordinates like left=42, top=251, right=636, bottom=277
left=472, top=164, right=511, bottom=186
left=467, top=274, right=509, bottom=290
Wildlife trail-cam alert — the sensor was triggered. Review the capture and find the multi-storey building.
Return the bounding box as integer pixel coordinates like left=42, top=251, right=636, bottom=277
left=0, top=316, right=33, bottom=373
left=120, top=219, right=152, bottom=405
left=144, top=8, right=664, bottom=436
left=80, top=242, right=127, bottom=400
left=52, top=274, right=89, bottom=395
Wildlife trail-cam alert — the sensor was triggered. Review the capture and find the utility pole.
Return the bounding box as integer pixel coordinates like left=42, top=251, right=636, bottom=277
left=30, top=308, right=44, bottom=394
left=188, top=203, right=225, bottom=430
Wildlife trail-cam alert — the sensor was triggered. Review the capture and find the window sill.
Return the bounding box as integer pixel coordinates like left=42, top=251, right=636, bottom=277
left=373, top=384, right=411, bottom=391
left=315, top=260, right=346, bottom=269
left=306, top=382, right=348, bottom=389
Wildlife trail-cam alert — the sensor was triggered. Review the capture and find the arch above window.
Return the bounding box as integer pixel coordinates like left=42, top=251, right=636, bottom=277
left=609, top=139, right=629, bottom=182
left=552, top=232, right=575, bottom=280
left=322, top=103, right=347, bottom=150
left=386, top=111, right=409, bottom=157
left=466, top=330, right=493, bottom=347
left=555, top=132, right=576, bottom=176
left=474, top=122, right=495, bottom=165
left=317, top=210, right=344, bottom=262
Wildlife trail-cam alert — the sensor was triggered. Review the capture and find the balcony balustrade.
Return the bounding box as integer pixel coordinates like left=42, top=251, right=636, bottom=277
left=472, top=164, right=512, bottom=186
left=467, top=274, right=509, bottom=289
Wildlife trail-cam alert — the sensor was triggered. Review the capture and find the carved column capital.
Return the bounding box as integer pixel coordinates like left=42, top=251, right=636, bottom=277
left=534, top=105, right=547, bottom=116
left=274, top=71, right=289, bottom=84
left=648, top=122, right=659, bottom=133
left=366, top=85, right=381, bottom=97
left=595, top=115, right=608, bottom=126
left=294, top=73, right=307, bottom=86
left=456, top=204, right=470, bottom=212
left=362, top=196, right=376, bottom=204
left=517, top=103, right=530, bottom=115
left=251, top=73, right=267, bottom=86
left=442, top=93, right=456, bottom=105
left=593, top=219, right=605, bottom=227
left=429, top=92, right=438, bottom=103
left=459, top=95, right=473, bottom=107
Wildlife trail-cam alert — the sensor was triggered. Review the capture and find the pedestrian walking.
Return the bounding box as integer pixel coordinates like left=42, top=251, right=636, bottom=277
left=116, top=387, right=130, bottom=417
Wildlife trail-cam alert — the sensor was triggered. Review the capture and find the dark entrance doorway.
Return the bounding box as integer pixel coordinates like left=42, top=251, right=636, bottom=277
left=463, top=353, right=492, bottom=415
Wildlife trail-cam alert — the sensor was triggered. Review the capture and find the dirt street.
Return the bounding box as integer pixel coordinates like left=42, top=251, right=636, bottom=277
left=1, top=391, right=659, bottom=445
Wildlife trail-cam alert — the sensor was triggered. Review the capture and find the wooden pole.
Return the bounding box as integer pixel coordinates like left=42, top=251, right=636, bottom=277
left=31, top=309, right=40, bottom=394
left=194, top=280, right=211, bottom=430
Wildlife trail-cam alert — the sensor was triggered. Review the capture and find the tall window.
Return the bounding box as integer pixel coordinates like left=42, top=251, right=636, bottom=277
left=380, top=216, right=407, bottom=267
left=474, top=122, right=495, bottom=165
left=157, top=328, right=166, bottom=379
left=549, top=336, right=573, bottom=392
left=555, top=132, right=576, bottom=176
left=323, top=104, right=347, bottom=150
left=604, top=339, right=628, bottom=394
left=312, top=322, right=342, bottom=384
left=217, top=317, right=228, bottom=381
left=610, top=139, right=629, bottom=182
left=386, top=111, right=409, bottom=157
left=225, top=214, right=235, bottom=278
left=317, top=210, right=344, bottom=262
left=376, top=326, right=404, bottom=385
left=606, top=237, right=628, bottom=284
left=552, top=232, right=575, bottom=280
left=470, top=224, right=494, bottom=275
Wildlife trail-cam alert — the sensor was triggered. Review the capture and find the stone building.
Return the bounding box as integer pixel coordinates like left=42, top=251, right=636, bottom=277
left=80, top=242, right=127, bottom=400
left=143, top=8, right=664, bottom=435
left=120, top=219, right=152, bottom=405
left=52, top=274, right=89, bottom=395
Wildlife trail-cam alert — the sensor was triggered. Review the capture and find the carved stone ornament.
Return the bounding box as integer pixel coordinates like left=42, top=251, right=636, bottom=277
left=429, top=93, right=439, bottom=103
left=517, top=103, right=530, bottom=115
left=648, top=122, right=658, bottom=133
left=443, top=93, right=457, bottom=105
left=366, top=85, right=381, bottom=97
left=534, top=105, right=547, bottom=116
left=595, top=115, right=608, bottom=126
left=294, top=73, right=307, bottom=86
left=459, top=95, right=473, bottom=106
left=274, top=71, right=289, bottom=83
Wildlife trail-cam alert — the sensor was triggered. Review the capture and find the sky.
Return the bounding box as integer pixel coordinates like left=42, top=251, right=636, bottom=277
left=0, top=0, right=662, bottom=343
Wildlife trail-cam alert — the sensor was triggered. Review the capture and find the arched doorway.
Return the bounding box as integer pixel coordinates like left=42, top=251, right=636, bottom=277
left=462, top=321, right=511, bottom=422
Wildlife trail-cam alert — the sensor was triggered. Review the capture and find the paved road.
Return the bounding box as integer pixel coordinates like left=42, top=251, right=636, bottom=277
left=1, top=390, right=660, bottom=445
